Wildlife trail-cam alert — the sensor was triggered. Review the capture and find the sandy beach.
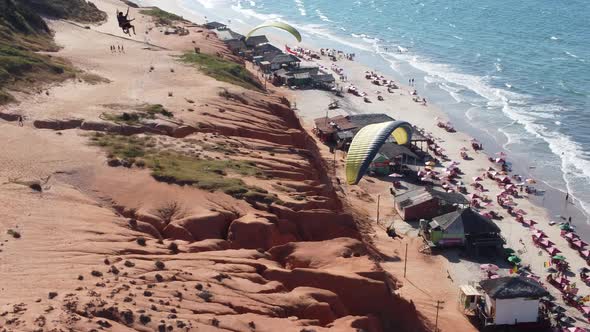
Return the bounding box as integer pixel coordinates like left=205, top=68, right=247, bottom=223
left=1, top=0, right=588, bottom=330
left=290, top=50, right=590, bottom=325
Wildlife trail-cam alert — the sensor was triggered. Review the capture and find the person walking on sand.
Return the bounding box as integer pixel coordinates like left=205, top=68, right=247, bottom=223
left=566, top=192, right=569, bottom=202
left=18, top=115, right=23, bottom=127
left=121, top=45, right=125, bottom=53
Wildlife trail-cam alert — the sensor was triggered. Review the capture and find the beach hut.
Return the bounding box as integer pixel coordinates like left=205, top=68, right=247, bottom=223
left=368, top=153, right=391, bottom=176
left=395, top=187, right=468, bottom=221
left=423, top=208, right=503, bottom=253
left=225, top=39, right=247, bottom=55
left=270, top=54, right=301, bottom=71
left=477, top=276, right=549, bottom=326
left=459, top=284, right=483, bottom=313
left=311, top=73, right=336, bottom=90
left=245, top=35, right=269, bottom=48
left=204, top=21, right=227, bottom=30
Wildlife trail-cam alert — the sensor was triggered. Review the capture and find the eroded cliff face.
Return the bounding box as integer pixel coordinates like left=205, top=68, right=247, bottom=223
left=0, top=4, right=430, bottom=330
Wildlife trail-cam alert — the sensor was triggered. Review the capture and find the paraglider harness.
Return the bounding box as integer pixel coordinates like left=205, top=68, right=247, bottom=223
left=117, top=8, right=135, bottom=35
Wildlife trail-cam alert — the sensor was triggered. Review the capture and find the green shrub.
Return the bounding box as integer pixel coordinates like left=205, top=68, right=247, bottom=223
left=179, top=52, right=263, bottom=91
left=139, top=7, right=184, bottom=26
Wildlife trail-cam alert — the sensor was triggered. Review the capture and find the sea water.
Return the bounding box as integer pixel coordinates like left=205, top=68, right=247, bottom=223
left=138, top=0, right=590, bottom=222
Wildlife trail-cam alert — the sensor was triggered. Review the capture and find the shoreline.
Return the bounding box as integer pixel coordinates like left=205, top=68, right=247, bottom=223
left=133, top=0, right=590, bottom=227
left=135, top=0, right=590, bottom=229
left=132, top=0, right=589, bottom=326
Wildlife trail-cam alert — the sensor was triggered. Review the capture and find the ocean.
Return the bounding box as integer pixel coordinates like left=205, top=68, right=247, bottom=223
left=137, top=0, right=590, bottom=222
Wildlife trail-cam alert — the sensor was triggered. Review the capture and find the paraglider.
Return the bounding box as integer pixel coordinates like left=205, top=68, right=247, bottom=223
left=246, top=21, right=302, bottom=43
left=345, top=121, right=413, bottom=185
left=117, top=7, right=136, bottom=36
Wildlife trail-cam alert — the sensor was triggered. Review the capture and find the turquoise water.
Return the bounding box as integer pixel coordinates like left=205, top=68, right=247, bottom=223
left=141, top=0, right=590, bottom=220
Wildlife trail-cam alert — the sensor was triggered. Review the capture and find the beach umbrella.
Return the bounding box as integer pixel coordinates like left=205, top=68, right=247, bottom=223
left=546, top=267, right=558, bottom=273
left=560, top=224, right=573, bottom=231
left=582, top=307, right=590, bottom=316
left=508, top=255, right=521, bottom=264
left=515, top=209, right=527, bottom=215
left=548, top=247, right=561, bottom=255
left=503, top=248, right=515, bottom=255
left=581, top=250, right=590, bottom=258
left=540, top=239, right=554, bottom=247
left=388, top=173, right=403, bottom=178
left=480, top=264, right=499, bottom=271
left=578, top=267, right=590, bottom=273
left=472, top=176, right=483, bottom=182
left=468, top=193, right=481, bottom=200
left=573, top=240, right=585, bottom=248
left=567, top=327, right=587, bottom=332
left=552, top=255, right=566, bottom=261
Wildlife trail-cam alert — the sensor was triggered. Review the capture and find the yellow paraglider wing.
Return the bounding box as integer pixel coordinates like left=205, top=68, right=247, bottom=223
left=345, top=121, right=413, bottom=185
left=246, top=21, right=302, bottom=43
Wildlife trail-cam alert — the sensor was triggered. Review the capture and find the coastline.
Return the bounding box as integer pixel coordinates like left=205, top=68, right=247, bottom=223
left=134, top=0, right=590, bottom=228
left=131, top=0, right=590, bottom=325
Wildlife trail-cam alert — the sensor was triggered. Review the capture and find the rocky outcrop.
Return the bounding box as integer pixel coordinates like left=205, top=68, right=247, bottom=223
left=270, top=205, right=359, bottom=241
left=227, top=213, right=296, bottom=250
left=163, top=211, right=237, bottom=241
left=34, top=118, right=82, bottom=130
left=0, top=111, right=21, bottom=122
left=264, top=267, right=393, bottom=316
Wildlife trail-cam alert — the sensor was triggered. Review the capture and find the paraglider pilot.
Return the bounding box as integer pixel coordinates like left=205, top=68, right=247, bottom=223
left=117, top=7, right=136, bottom=36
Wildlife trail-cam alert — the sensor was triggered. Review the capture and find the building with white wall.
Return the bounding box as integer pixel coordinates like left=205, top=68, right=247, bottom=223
left=478, top=276, right=549, bottom=326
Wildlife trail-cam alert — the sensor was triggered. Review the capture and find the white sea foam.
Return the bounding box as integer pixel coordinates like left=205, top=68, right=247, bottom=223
left=453, top=35, right=463, bottom=40
left=315, top=9, right=333, bottom=22
left=376, top=46, right=590, bottom=216
left=550, top=36, right=559, bottom=40
left=230, top=4, right=282, bottom=21
left=565, top=51, right=579, bottom=58
left=294, top=0, right=307, bottom=16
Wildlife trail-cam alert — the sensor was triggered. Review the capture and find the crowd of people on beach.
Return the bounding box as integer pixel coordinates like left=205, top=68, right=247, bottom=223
left=418, top=128, right=589, bottom=327
left=320, top=48, right=355, bottom=61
